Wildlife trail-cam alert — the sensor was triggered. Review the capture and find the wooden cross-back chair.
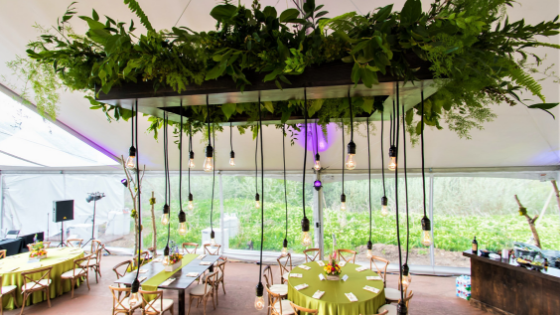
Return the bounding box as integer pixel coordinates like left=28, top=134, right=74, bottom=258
left=203, top=244, right=221, bottom=256
left=82, top=248, right=103, bottom=283
left=182, top=242, right=199, bottom=254
left=277, top=253, right=292, bottom=284
left=289, top=301, right=318, bottom=314
left=187, top=271, right=217, bottom=315
left=20, top=266, right=53, bottom=315
left=66, top=238, right=83, bottom=247
left=109, top=285, right=141, bottom=315
left=303, top=248, right=321, bottom=262
left=60, top=255, right=92, bottom=298
left=263, top=266, right=287, bottom=315
left=385, top=280, right=411, bottom=304
left=133, top=250, right=150, bottom=267
left=336, top=249, right=357, bottom=264
left=0, top=250, right=6, bottom=259
left=89, top=240, right=103, bottom=256
left=42, top=241, right=51, bottom=248
left=139, top=289, right=174, bottom=315
left=370, top=255, right=390, bottom=287
left=265, top=285, right=294, bottom=315
left=379, top=290, right=414, bottom=314
left=0, top=274, right=18, bottom=315
left=113, top=260, right=133, bottom=280
left=202, top=260, right=227, bottom=306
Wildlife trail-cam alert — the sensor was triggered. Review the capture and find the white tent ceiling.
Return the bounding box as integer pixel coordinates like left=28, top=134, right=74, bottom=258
left=0, top=0, right=558, bottom=172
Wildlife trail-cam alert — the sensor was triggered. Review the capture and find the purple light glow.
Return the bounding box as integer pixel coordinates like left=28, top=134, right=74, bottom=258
left=295, top=123, right=337, bottom=153
left=314, top=180, right=322, bottom=188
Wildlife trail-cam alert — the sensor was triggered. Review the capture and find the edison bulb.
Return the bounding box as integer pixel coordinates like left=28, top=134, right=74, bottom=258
left=178, top=222, right=187, bottom=236
left=162, top=255, right=170, bottom=265
left=188, top=200, right=194, bottom=210
left=402, top=274, right=411, bottom=287
left=388, top=157, right=397, bottom=171
left=345, top=154, right=356, bottom=170
left=367, top=249, right=373, bottom=258
left=128, top=292, right=140, bottom=305
left=314, top=160, right=321, bottom=171
left=421, top=230, right=432, bottom=246
left=255, top=200, right=261, bottom=209
left=189, top=159, right=195, bottom=168
left=254, top=296, right=265, bottom=310
left=126, top=156, right=136, bottom=169
left=302, top=232, right=312, bottom=247
left=203, top=157, right=213, bottom=172
left=210, top=237, right=216, bottom=246
left=229, top=158, right=235, bottom=166
left=381, top=205, right=389, bottom=217
left=281, top=246, right=288, bottom=256
left=161, top=213, right=169, bottom=225
left=341, top=202, right=346, bottom=211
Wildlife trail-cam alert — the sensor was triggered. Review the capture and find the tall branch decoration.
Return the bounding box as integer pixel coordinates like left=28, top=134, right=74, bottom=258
left=514, top=195, right=541, bottom=249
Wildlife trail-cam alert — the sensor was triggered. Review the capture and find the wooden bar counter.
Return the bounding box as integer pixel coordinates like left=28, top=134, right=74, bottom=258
left=463, top=250, right=560, bottom=315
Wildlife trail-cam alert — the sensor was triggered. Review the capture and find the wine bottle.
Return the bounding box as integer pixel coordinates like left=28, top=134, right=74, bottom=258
left=472, top=236, right=478, bottom=255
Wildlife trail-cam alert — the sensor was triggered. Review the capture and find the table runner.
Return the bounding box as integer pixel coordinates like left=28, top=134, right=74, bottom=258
left=0, top=247, right=84, bottom=310
left=287, top=261, right=385, bottom=315
left=141, top=254, right=198, bottom=293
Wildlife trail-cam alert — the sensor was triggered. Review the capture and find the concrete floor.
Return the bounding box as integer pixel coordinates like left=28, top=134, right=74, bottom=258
left=5, top=255, right=486, bottom=315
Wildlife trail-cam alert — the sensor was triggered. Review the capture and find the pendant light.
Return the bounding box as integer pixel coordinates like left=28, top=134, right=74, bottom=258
left=366, top=117, right=373, bottom=259
left=380, top=108, right=389, bottom=217
left=229, top=122, right=236, bottom=166
left=340, top=123, right=346, bottom=211
left=420, top=90, right=433, bottom=247
left=301, top=88, right=312, bottom=247
left=401, top=101, right=411, bottom=286
left=394, top=83, right=408, bottom=315
left=128, top=100, right=141, bottom=305
left=209, top=128, right=217, bottom=246
left=188, top=125, right=194, bottom=211
left=388, top=100, right=397, bottom=171
left=254, top=113, right=261, bottom=210
left=203, top=96, right=214, bottom=172
left=345, top=92, right=357, bottom=170
left=178, top=103, right=187, bottom=236
left=161, top=112, right=170, bottom=226
left=281, top=124, right=289, bottom=257
left=126, top=106, right=136, bottom=169
left=254, top=96, right=265, bottom=311
left=313, top=121, right=321, bottom=171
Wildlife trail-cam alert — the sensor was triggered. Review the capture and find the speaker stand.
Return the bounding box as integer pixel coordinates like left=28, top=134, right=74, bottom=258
left=58, top=221, right=65, bottom=247
left=82, top=199, right=111, bottom=255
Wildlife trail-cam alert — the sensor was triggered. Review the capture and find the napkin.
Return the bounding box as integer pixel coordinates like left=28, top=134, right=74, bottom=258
left=342, top=274, right=349, bottom=282
left=356, top=266, right=368, bottom=272
left=312, top=290, right=325, bottom=299
left=298, top=265, right=311, bottom=270
left=294, top=283, right=308, bottom=291
left=139, top=269, right=148, bottom=274
left=160, top=278, right=176, bottom=286
left=289, top=273, right=303, bottom=278
left=345, top=293, right=358, bottom=302
left=318, top=274, right=325, bottom=281
left=153, top=258, right=162, bottom=262
left=363, top=286, right=380, bottom=294
left=200, top=261, right=211, bottom=266
left=197, top=255, right=206, bottom=260
left=316, top=261, right=325, bottom=267
left=367, top=276, right=383, bottom=281
left=138, top=276, right=147, bottom=282
left=339, top=261, right=346, bottom=267
left=186, top=272, right=199, bottom=277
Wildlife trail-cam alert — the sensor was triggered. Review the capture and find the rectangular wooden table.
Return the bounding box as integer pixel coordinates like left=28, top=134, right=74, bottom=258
left=463, top=250, right=560, bottom=315
left=115, top=254, right=221, bottom=315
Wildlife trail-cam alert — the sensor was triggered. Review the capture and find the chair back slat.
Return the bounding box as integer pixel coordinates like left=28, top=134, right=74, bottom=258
left=66, top=238, right=83, bottom=247
left=289, top=301, right=318, bottom=314
left=182, top=242, right=199, bottom=254
left=203, top=244, right=221, bottom=255
left=22, top=266, right=52, bottom=289
left=265, top=285, right=284, bottom=315
left=276, top=253, right=292, bottom=283
left=73, top=255, right=91, bottom=277
left=336, top=249, right=357, bottom=264
left=109, top=285, right=133, bottom=311
left=370, top=255, right=390, bottom=286
left=113, top=260, right=133, bottom=279
left=263, top=265, right=273, bottom=286
left=303, top=248, right=321, bottom=262
left=0, top=249, right=6, bottom=259
left=140, top=289, right=165, bottom=314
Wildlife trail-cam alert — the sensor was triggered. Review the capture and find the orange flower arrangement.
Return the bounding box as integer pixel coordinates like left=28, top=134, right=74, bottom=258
left=30, top=242, right=47, bottom=258
left=324, top=252, right=341, bottom=276
left=166, top=252, right=183, bottom=265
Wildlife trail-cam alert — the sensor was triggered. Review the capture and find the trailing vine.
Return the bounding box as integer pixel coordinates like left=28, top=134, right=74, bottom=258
left=9, top=0, right=560, bottom=140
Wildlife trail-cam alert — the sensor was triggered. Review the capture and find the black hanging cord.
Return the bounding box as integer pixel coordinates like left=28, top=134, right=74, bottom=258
left=348, top=92, right=354, bottom=142
left=302, top=90, right=308, bottom=218
left=402, top=102, right=410, bottom=265
left=210, top=129, right=215, bottom=232
left=421, top=91, right=427, bottom=219
left=257, top=95, right=265, bottom=285
left=392, top=99, right=396, bottom=146
left=381, top=108, right=386, bottom=196
left=283, top=124, right=288, bottom=240
left=207, top=95, right=211, bottom=146
left=341, top=124, right=345, bottom=194
left=131, top=105, right=135, bottom=148
left=314, top=119, right=319, bottom=155
left=394, top=83, right=404, bottom=303
left=367, top=118, right=372, bottom=242
left=389, top=113, right=393, bottom=147
left=134, top=100, right=141, bottom=280
left=255, top=114, right=259, bottom=194
left=179, top=102, right=183, bottom=213
left=230, top=122, right=233, bottom=152
left=164, top=112, right=171, bottom=247
left=188, top=124, right=192, bottom=195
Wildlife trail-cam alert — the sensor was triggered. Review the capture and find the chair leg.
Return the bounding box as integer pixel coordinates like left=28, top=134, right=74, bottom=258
left=202, top=298, right=207, bottom=315
left=95, top=267, right=99, bottom=283
left=71, top=279, right=75, bottom=298
left=212, top=293, right=216, bottom=310
left=221, top=279, right=226, bottom=294
left=46, top=287, right=51, bottom=307
left=187, top=296, right=193, bottom=315
left=85, top=273, right=91, bottom=291
left=19, top=293, right=28, bottom=315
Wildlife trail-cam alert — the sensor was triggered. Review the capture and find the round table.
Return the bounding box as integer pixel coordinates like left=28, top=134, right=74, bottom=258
left=0, top=247, right=85, bottom=310
left=287, top=261, right=386, bottom=315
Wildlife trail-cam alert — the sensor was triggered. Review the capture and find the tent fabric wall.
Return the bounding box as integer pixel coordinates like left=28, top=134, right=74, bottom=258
left=1, top=174, right=124, bottom=239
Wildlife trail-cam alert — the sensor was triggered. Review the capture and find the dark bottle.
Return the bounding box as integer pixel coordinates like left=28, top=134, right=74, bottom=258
left=544, top=259, right=549, bottom=272
left=472, top=236, right=478, bottom=255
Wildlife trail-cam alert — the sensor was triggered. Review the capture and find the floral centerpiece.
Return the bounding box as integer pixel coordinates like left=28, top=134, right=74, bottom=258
left=163, top=244, right=183, bottom=272
left=29, top=242, right=47, bottom=260
left=324, top=253, right=341, bottom=281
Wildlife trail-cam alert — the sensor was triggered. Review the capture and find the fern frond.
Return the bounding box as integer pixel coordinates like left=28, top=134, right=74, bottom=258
left=123, top=0, right=154, bottom=32
left=510, top=67, right=545, bottom=102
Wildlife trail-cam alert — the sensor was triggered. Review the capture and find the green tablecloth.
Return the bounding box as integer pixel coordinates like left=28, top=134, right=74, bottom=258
left=142, top=254, right=198, bottom=292
left=0, top=247, right=85, bottom=310
left=287, top=261, right=385, bottom=315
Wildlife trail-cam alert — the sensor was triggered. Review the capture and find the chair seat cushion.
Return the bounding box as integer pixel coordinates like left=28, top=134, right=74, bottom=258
left=1, top=285, right=17, bottom=294
left=384, top=288, right=403, bottom=301
left=146, top=298, right=173, bottom=312
left=378, top=304, right=397, bottom=315
left=61, top=268, right=86, bottom=279
left=189, top=284, right=212, bottom=296
left=117, top=297, right=142, bottom=310
left=22, top=279, right=52, bottom=291
left=282, top=273, right=289, bottom=281
left=270, top=284, right=288, bottom=296
left=273, top=300, right=295, bottom=315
